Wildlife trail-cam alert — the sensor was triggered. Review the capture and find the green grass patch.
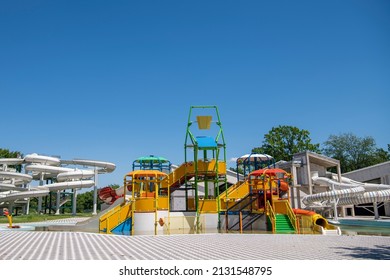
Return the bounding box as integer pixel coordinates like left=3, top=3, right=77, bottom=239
left=0, top=213, right=93, bottom=224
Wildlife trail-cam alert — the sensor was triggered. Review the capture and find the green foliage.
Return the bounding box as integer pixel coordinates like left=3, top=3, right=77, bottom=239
left=322, top=133, right=390, bottom=173
left=0, top=148, right=23, bottom=171
left=0, top=213, right=92, bottom=224
left=252, top=125, right=320, bottom=162
left=0, top=148, right=22, bottom=158
left=76, top=190, right=95, bottom=212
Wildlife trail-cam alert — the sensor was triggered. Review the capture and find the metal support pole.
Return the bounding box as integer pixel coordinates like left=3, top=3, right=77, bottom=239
left=331, top=184, right=338, bottom=221
left=72, top=188, right=77, bottom=216
left=239, top=211, right=243, bottom=233
left=373, top=202, right=380, bottom=219
left=37, top=173, right=44, bottom=213
left=333, top=201, right=338, bottom=221
left=25, top=168, right=30, bottom=215
left=305, top=153, right=312, bottom=195
left=8, top=201, right=14, bottom=215
left=55, top=191, right=61, bottom=215
left=92, top=168, right=98, bottom=215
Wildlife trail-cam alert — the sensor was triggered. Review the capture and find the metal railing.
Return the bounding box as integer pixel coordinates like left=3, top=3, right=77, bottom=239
left=266, top=200, right=276, bottom=233
left=284, top=200, right=299, bottom=233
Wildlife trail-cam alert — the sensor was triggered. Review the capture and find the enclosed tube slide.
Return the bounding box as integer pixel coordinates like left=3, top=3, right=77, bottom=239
left=303, top=175, right=390, bottom=207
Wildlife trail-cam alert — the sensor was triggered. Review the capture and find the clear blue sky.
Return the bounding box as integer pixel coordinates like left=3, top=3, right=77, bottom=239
left=1, top=1, right=389, bottom=188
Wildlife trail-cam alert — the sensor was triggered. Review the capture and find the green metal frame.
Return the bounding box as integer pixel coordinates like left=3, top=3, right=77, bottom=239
left=184, top=105, right=227, bottom=232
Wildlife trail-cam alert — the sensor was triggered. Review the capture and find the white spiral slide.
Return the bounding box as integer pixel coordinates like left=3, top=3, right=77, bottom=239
left=0, top=169, right=49, bottom=203
left=302, top=174, right=390, bottom=207
left=24, top=154, right=96, bottom=193
left=0, top=153, right=115, bottom=205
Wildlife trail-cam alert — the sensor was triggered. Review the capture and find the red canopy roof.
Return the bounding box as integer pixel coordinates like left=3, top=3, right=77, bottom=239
left=249, top=168, right=287, bottom=177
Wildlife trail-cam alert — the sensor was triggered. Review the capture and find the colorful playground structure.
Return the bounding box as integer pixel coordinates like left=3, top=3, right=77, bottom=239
left=98, top=106, right=340, bottom=236
left=3, top=105, right=389, bottom=235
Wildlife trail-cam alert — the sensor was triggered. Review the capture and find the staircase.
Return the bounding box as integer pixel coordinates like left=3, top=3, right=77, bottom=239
left=275, top=214, right=295, bottom=234
left=242, top=213, right=264, bottom=230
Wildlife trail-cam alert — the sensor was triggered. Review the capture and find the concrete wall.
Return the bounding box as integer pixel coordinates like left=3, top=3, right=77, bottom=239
left=343, top=162, right=390, bottom=185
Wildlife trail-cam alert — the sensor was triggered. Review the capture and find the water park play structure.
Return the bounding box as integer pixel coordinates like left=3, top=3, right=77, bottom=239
left=0, top=154, right=115, bottom=216
left=2, top=105, right=389, bottom=236
left=97, top=106, right=341, bottom=236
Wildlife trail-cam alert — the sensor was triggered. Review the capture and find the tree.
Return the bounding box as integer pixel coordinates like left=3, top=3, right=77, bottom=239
left=0, top=148, right=23, bottom=171
left=0, top=148, right=22, bottom=158
left=322, top=133, right=390, bottom=173
left=252, top=125, right=320, bottom=162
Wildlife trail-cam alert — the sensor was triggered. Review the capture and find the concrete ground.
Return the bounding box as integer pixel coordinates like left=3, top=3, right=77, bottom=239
left=1, top=217, right=389, bottom=260
left=0, top=230, right=389, bottom=260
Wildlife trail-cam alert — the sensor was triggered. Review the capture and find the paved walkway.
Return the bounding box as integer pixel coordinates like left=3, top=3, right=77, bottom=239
left=0, top=231, right=389, bottom=260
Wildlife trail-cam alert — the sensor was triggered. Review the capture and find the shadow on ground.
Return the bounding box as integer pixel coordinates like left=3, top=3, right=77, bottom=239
left=334, top=245, right=390, bottom=260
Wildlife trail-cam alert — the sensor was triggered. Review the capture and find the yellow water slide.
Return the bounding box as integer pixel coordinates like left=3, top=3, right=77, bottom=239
left=218, top=180, right=250, bottom=210
left=99, top=201, right=133, bottom=234
left=161, top=159, right=226, bottom=189
left=293, top=209, right=340, bottom=235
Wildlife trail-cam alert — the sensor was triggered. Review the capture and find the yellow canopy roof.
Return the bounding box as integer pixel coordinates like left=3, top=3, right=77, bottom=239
left=124, top=170, right=168, bottom=179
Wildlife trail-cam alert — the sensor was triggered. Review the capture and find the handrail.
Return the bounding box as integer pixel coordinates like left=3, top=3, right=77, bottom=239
left=284, top=200, right=298, bottom=233
left=226, top=192, right=258, bottom=212
left=99, top=202, right=123, bottom=222
left=266, top=200, right=276, bottom=233
left=99, top=201, right=132, bottom=234
left=218, top=180, right=242, bottom=199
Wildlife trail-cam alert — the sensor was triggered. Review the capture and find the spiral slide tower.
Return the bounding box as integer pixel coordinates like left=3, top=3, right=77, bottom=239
left=0, top=153, right=115, bottom=215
